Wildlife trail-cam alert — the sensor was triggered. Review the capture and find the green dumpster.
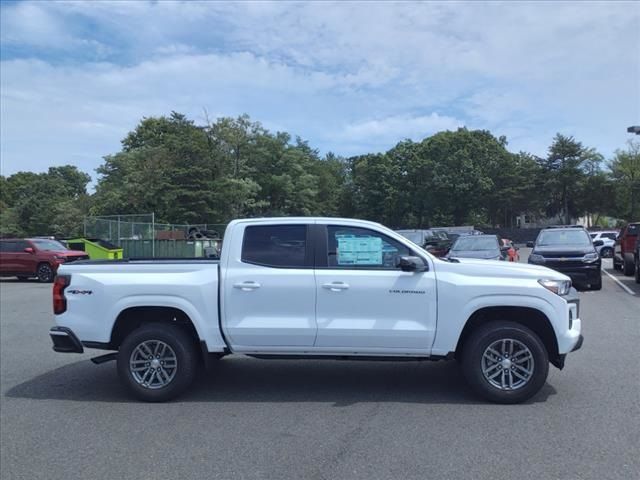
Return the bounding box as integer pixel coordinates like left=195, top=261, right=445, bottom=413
left=65, top=238, right=123, bottom=260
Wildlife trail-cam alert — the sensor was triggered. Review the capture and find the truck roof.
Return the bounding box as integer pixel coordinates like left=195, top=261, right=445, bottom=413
left=228, top=217, right=384, bottom=228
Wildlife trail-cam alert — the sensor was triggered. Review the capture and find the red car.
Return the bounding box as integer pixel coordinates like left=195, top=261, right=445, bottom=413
left=0, top=238, right=89, bottom=282
left=613, top=223, right=639, bottom=276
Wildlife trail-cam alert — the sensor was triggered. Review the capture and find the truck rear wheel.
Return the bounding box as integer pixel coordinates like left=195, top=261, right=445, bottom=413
left=117, top=324, right=198, bottom=402
left=461, top=321, right=549, bottom=404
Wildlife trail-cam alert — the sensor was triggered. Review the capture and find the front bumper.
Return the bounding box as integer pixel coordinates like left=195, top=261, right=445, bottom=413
left=547, top=264, right=601, bottom=286
left=49, top=326, right=84, bottom=353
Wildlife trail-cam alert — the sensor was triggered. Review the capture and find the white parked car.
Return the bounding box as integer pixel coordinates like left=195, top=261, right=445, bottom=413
left=588, top=231, right=617, bottom=258
left=49, top=217, right=583, bottom=404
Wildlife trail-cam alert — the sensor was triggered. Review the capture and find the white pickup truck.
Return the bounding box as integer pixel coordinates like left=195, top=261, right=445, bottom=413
left=50, top=217, right=583, bottom=403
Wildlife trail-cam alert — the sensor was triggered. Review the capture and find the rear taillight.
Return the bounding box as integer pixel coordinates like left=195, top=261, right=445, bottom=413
left=53, top=275, right=70, bottom=314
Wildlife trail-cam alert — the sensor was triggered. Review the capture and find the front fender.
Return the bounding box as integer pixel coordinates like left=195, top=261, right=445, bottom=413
left=431, top=292, right=563, bottom=356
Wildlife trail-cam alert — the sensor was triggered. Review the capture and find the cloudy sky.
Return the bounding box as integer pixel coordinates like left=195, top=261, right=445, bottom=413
left=1, top=0, right=639, bottom=181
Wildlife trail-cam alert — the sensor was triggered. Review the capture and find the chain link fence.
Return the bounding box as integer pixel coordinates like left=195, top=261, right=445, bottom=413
left=82, top=214, right=227, bottom=258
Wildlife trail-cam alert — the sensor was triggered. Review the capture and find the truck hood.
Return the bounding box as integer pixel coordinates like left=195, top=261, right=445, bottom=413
left=436, top=257, right=569, bottom=281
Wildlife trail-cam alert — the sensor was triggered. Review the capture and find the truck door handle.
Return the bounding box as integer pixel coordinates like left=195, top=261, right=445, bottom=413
left=233, top=281, right=261, bottom=291
left=322, top=282, right=349, bottom=291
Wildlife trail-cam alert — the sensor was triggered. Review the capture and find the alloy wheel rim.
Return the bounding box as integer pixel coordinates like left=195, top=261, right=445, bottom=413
left=38, top=264, right=52, bottom=281
left=481, top=338, right=534, bottom=391
left=129, top=340, right=178, bottom=389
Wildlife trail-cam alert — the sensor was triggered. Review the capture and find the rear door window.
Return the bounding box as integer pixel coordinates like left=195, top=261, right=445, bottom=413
left=241, top=225, right=310, bottom=268
left=0, top=241, right=19, bottom=252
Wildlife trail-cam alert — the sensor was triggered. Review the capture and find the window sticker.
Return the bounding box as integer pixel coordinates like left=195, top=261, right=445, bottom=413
left=336, top=235, right=383, bottom=265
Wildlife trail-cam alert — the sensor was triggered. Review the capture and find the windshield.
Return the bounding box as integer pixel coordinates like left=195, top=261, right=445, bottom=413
left=537, top=230, right=592, bottom=246
left=399, top=232, right=422, bottom=244
left=451, top=236, right=498, bottom=251
left=30, top=239, right=67, bottom=251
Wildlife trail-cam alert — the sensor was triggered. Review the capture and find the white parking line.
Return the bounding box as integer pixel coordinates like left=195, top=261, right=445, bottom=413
left=602, top=269, right=636, bottom=295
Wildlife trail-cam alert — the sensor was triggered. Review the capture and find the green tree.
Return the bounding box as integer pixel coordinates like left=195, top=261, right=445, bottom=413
left=609, top=140, right=640, bottom=221
left=540, top=134, right=590, bottom=224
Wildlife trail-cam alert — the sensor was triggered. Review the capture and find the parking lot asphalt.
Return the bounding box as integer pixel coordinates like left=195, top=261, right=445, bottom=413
left=1, top=262, right=639, bottom=480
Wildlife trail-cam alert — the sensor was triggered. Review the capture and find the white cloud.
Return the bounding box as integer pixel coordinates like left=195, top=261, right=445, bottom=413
left=1, top=0, right=639, bottom=176
left=343, top=114, right=464, bottom=143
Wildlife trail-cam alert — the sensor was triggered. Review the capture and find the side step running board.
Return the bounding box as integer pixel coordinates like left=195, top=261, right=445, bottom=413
left=91, top=353, right=117, bottom=364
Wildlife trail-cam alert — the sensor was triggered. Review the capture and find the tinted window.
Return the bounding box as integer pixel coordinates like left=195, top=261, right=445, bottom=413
left=589, top=233, right=597, bottom=239
left=242, top=225, right=308, bottom=268
left=15, top=241, right=30, bottom=251
left=602, top=233, right=617, bottom=240
left=327, top=226, right=410, bottom=269
left=0, top=241, right=16, bottom=252
left=0, top=241, right=26, bottom=252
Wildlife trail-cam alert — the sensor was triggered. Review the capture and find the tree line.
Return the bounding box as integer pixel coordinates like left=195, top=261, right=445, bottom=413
left=1, top=111, right=639, bottom=238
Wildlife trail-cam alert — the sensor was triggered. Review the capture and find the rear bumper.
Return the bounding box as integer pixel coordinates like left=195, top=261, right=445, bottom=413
left=49, top=326, right=84, bottom=353
left=572, top=334, right=584, bottom=352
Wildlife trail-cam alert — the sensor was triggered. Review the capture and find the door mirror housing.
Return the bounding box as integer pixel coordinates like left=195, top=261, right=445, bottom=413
left=24, top=247, right=34, bottom=254
left=398, top=256, right=427, bottom=272
left=593, top=240, right=604, bottom=247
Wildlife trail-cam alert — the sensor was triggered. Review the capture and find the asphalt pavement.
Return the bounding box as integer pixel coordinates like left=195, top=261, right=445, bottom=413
left=1, top=260, right=639, bottom=480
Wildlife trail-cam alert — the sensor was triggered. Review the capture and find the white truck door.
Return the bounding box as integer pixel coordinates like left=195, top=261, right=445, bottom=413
left=314, top=224, right=437, bottom=352
left=222, top=222, right=317, bottom=347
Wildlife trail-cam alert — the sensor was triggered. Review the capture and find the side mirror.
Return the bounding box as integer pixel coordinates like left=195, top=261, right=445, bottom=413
left=526, top=241, right=534, bottom=248
left=24, top=247, right=34, bottom=254
left=398, top=256, right=427, bottom=272
left=593, top=240, right=604, bottom=247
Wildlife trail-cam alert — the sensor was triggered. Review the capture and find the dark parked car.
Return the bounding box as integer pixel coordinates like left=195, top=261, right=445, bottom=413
left=446, top=234, right=502, bottom=260
left=613, top=222, right=639, bottom=276
left=528, top=226, right=602, bottom=290
left=0, top=238, right=89, bottom=282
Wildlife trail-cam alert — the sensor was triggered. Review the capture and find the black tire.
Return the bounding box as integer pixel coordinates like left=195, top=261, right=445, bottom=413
left=461, top=321, right=549, bottom=404
left=36, top=263, right=54, bottom=283
left=117, top=324, right=198, bottom=402
left=635, top=258, right=640, bottom=284
left=623, top=257, right=635, bottom=276
left=590, top=277, right=602, bottom=291
left=600, top=247, right=613, bottom=258
left=613, top=259, right=622, bottom=271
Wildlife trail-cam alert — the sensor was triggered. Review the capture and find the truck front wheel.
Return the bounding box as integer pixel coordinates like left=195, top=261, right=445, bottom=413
left=461, top=321, right=549, bottom=404
left=117, top=324, right=198, bottom=402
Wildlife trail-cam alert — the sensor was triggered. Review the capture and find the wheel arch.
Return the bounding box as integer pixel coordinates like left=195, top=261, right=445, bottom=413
left=110, top=306, right=200, bottom=349
left=455, top=306, right=561, bottom=368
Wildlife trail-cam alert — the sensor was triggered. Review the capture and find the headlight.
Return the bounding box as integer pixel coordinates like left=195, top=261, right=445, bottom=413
left=583, top=253, right=599, bottom=263
left=538, top=278, right=572, bottom=296
left=529, top=253, right=545, bottom=264
left=54, top=256, right=66, bottom=261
